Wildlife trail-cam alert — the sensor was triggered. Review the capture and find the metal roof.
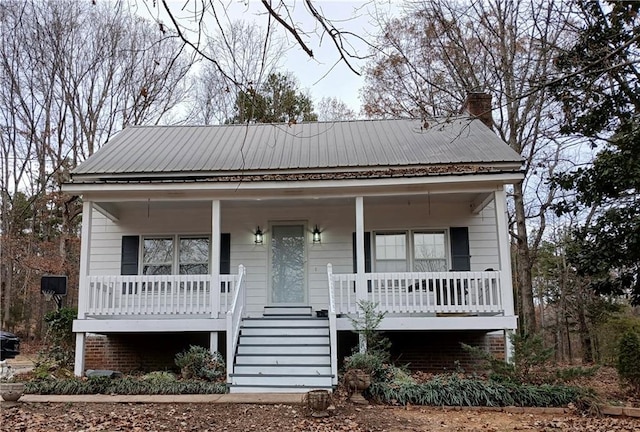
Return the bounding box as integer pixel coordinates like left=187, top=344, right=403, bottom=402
left=71, top=118, right=523, bottom=179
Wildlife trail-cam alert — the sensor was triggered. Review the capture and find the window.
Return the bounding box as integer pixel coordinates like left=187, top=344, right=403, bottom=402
left=374, top=231, right=447, bottom=272
left=143, top=238, right=173, bottom=275
left=142, top=236, right=210, bottom=275
left=179, top=237, right=209, bottom=275
left=375, top=233, right=407, bottom=272
left=413, top=232, right=447, bottom=272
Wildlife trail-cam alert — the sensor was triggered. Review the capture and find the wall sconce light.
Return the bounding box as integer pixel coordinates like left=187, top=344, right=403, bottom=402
left=254, top=226, right=263, bottom=244
left=312, top=225, right=321, bottom=243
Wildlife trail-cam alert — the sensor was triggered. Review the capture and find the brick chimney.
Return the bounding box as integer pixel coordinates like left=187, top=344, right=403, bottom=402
left=462, top=92, right=493, bottom=130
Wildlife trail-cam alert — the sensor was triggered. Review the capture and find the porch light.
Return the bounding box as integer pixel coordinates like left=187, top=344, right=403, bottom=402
left=254, top=226, right=264, bottom=244
left=312, top=225, right=321, bottom=243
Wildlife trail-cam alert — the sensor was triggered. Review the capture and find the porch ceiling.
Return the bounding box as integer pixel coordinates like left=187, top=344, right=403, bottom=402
left=93, top=192, right=486, bottom=214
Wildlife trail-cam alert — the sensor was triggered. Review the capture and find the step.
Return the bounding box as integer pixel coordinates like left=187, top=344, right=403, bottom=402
left=239, top=335, right=328, bottom=345
left=229, top=384, right=333, bottom=394
left=235, top=354, right=330, bottom=365
left=230, top=373, right=332, bottom=387
left=233, top=364, right=332, bottom=375
left=241, top=326, right=329, bottom=337
left=263, top=306, right=312, bottom=316
left=242, top=318, right=327, bottom=328
left=237, top=344, right=330, bottom=355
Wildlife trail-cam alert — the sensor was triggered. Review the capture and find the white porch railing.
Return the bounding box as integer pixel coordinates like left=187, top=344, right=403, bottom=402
left=331, top=270, right=502, bottom=315
left=326, top=264, right=338, bottom=386
left=85, top=274, right=238, bottom=317
left=226, top=264, right=246, bottom=383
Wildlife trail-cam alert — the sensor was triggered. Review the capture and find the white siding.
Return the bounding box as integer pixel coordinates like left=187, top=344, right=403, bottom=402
left=86, top=198, right=500, bottom=316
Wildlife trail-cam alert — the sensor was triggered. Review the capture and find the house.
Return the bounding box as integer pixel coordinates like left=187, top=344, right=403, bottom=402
left=64, top=95, right=523, bottom=393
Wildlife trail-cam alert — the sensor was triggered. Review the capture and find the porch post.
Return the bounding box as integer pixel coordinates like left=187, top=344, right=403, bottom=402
left=355, top=196, right=367, bottom=353
left=78, top=200, right=93, bottom=319
left=211, top=200, right=221, bottom=318
left=74, top=332, right=85, bottom=377
left=209, top=331, right=218, bottom=353
left=494, top=188, right=515, bottom=317
left=495, top=187, right=516, bottom=364
left=355, top=196, right=366, bottom=303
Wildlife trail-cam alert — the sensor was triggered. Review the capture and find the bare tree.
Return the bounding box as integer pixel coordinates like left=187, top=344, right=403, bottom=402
left=361, top=0, right=579, bottom=334
left=317, top=97, right=357, bottom=122
left=0, top=0, right=193, bottom=333
left=190, top=20, right=285, bottom=125
left=143, top=0, right=373, bottom=86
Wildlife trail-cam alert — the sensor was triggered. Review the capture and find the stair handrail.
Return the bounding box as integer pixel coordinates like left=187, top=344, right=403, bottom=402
left=327, top=263, right=338, bottom=386
left=226, top=264, right=246, bottom=384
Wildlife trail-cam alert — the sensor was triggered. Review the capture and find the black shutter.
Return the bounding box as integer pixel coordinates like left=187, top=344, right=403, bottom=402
left=121, top=236, right=139, bottom=275
left=352, top=232, right=371, bottom=273
left=450, top=227, right=471, bottom=271
left=219, top=233, right=231, bottom=275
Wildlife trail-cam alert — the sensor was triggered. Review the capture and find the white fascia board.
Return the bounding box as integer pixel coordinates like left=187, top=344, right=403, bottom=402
left=336, top=315, right=517, bottom=331
left=63, top=172, right=525, bottom=197
left=73, top=318, right=226, bottom=333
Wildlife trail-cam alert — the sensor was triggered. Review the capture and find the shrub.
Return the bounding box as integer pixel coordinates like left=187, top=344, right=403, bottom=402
left=174, top=345, right=225, bottom=381
left=595, top=314, right=640, bottom=365
left=33, top=307, right=78, bottom=377
left=368, top=374, right=591, bottom=408
left=617, top=330, right=640, bottom=392
left=25, top=376, right=227, bottom=395
left=462, top=333, right=597, bottom=385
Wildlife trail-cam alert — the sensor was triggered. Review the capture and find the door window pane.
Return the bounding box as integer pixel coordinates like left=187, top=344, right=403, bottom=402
left=271, top=225, right=305, bottom=303
left=375, top=233, right=407, bottom=272
left=143, top=238, right=173, bottom=275
left=179, top=237, right=209, bottom=275
left=413, top=232, right=447, bottom=271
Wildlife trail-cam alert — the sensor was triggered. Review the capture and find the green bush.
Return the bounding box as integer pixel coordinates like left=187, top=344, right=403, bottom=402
left=462, top=333, right=597, bottom=385
left=174, top=345, right=225, bottom=381
left=617, top=330, right=640, bottom=392
left=368, top=374, right=591, bottom=408
left=597, top=315, right=640, bottom=365
left=36, top=307, right=77, bottom=372
left=25, top=376, right=227, bottom=395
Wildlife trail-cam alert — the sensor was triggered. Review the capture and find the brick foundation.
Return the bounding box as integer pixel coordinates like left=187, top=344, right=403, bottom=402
left=84, top=332, right=216, bottom=373
left=338, top=330, right=506, bottom=373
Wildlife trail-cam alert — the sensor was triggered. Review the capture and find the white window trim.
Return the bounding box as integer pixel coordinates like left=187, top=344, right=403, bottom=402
left=140, top=234, right=211, bottom=275
left=373, top=229, right=450, bottom=272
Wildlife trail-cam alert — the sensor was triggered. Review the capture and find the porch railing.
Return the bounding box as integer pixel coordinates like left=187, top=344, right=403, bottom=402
left=326, top=264, right=338, bottom=386
left=226, top=264, right=246, bottom=383
left=331, top=270, right=502, bottom=315
left=85, top=273, right=238, bottom=317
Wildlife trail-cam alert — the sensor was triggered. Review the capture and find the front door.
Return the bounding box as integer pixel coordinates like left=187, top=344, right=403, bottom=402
left=270, top=224, right=306, bottom=304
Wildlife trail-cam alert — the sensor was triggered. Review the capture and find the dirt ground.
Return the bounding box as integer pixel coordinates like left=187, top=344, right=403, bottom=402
left=2, top=400, right=639, bottom=432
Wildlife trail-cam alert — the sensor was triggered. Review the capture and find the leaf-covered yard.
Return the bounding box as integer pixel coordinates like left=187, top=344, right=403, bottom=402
left=1, top=401, right=638, bottom=432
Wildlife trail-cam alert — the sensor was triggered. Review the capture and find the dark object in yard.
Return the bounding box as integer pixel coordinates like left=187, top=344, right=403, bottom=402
left=0, top=382, right=25, bottom=402
left=85, top=369, right=123, bottom=379
left=304, top=389, right=332, bottom=417
left=316, top=309, right=328, bottom=318
left=0, top=331, right=20, bottom=360
left=343, top=368, right=371, bottom=405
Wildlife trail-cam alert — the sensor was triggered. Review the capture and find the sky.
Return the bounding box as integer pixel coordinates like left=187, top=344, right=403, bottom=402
left=134, top=0, right=400, bottom=114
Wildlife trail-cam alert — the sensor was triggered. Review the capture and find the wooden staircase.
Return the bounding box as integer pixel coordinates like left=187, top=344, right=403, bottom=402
left=228, top=306, right=334, bottom=393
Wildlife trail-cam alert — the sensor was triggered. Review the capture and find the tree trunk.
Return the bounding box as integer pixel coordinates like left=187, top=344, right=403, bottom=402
left=513, top=181, right=537, bottom=335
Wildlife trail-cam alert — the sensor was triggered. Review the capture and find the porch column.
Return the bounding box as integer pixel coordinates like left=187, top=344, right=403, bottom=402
left=74, top=332, right=85, bottom=377
left=210, top=332, right=218, bottom=353
left=355, top=196, right=367, bottom=353
left=495, top=187, right=516, bottom=364
left=211, top=200, right=221, bottom=318
left=77, top=200, right=93, bottom=320
left=355, top=196, right=366, bottom=302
